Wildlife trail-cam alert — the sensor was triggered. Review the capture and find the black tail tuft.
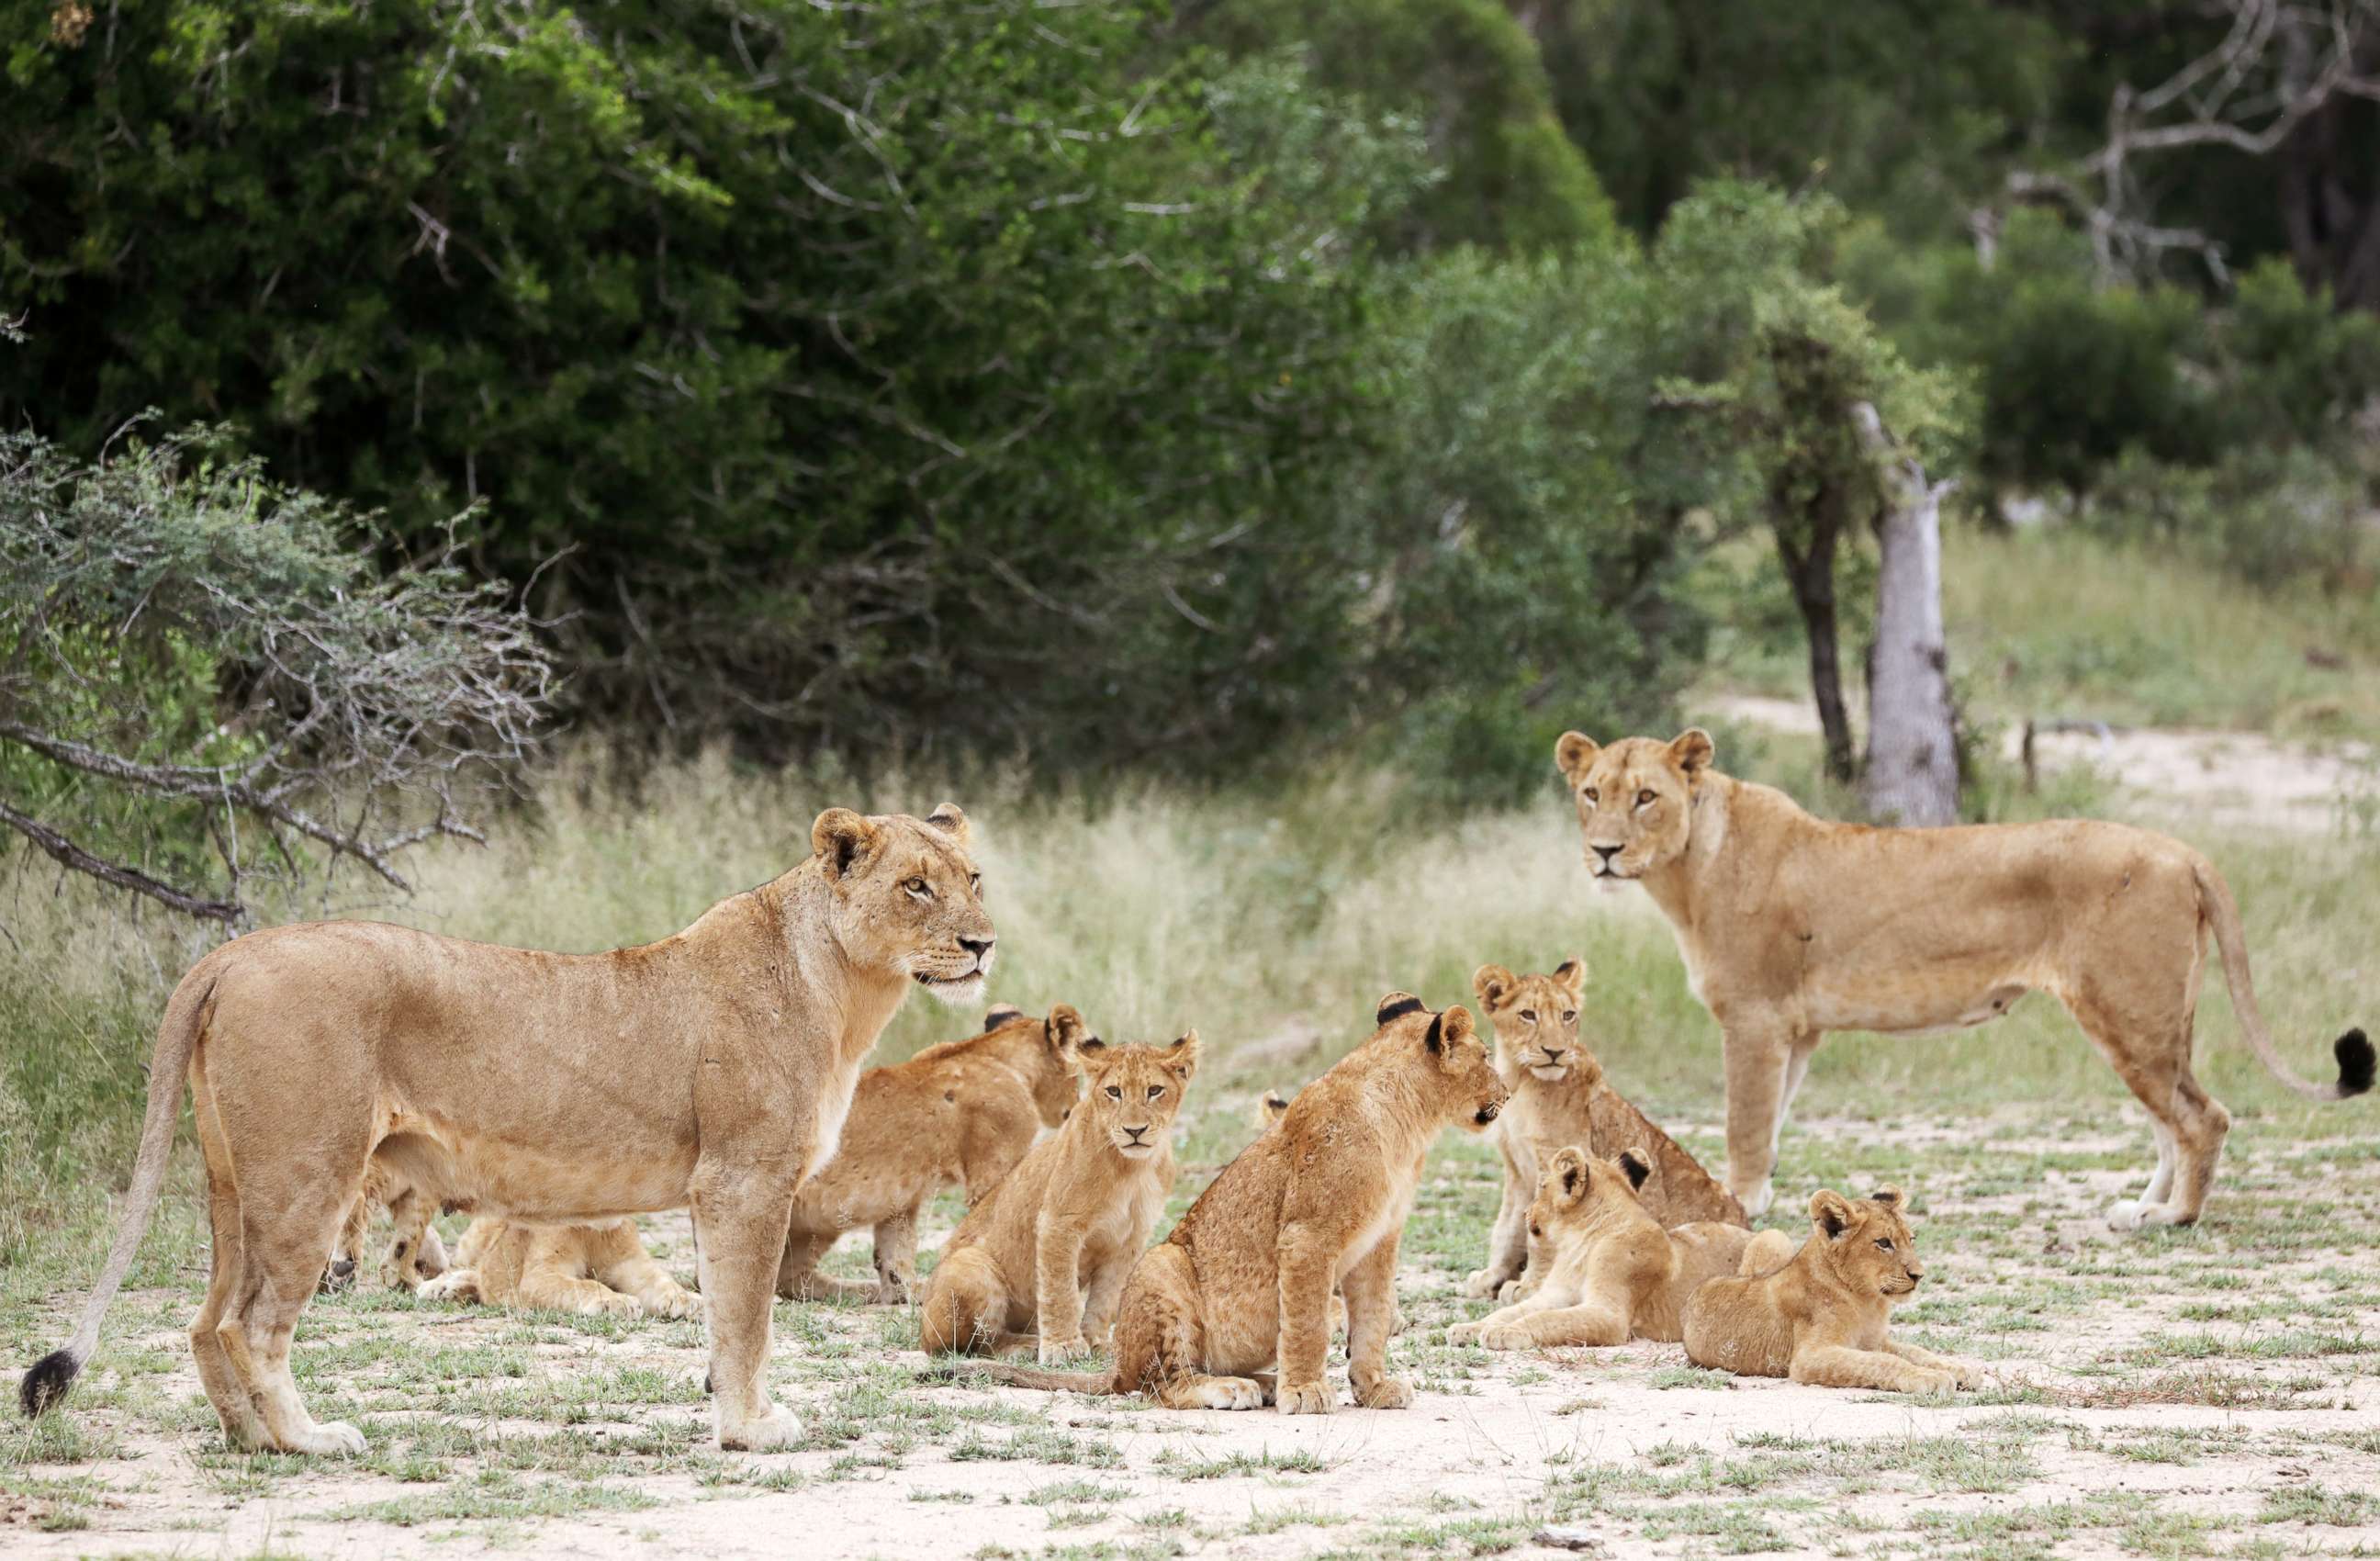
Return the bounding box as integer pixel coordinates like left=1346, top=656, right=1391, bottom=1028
left=19, top=1349, right=80, bottom=1418
left=2336, top=1028, right=2375, bottom=1096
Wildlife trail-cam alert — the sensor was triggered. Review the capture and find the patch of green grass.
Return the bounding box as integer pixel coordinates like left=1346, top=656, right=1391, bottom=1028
left=1151, top=1445, right=1328, bottom=1480
left=2259, top=1484, right=2377, bottom=1526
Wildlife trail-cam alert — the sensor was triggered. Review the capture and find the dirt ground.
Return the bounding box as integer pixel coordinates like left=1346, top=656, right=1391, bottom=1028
left=8, top=1107, right=2378, bottom=1561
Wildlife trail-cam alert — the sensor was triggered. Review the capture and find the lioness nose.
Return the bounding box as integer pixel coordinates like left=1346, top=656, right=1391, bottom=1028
left=1591, top=844, right=1622, bottom=864
left=1543, top=1048, right=1565, bottom=1062
left=959, top=935, right=994, bottom=960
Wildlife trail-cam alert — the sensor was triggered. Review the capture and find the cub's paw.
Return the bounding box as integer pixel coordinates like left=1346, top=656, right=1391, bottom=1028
left=1461, top=1268, right=1509, bottom=1299
left=1479, top=1324, right=1539, bottom=1352
left=870, top=1274, right=915, bottom=1308
left=415, top=1271, right=469, bottom=1304
left=1037, top=1334, right=1093, bottom=1367
left=1189, top=1376, right=1265, bottom=1410
left=644, top=1285, right=702, bottom=1321
left=1353, top=1376, right=1415, bottom=1410
left=1945, top=1357, right=1990, bottom=1391
left=1899, top=1366, right=1960, bottom=1398
left=1496, top=1279, right=1524, bottom=1304
left=1275, top=1380, right=1334, bottom=1416
left=1447, top=1319, right=1484, bottom=1348
left=719, top=1402, right=802, bottom=1452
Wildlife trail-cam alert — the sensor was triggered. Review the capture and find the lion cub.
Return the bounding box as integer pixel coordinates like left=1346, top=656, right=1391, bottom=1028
left=780, top=1002, right=1087, bottom=1304
left=1682, top=1186, right=1984, bottom=1394
left=918, top=1033, right=1196, bottom=1361
left=420, top=1217, right=699, bottom=1320
left=1466, top=960, right=1743, bottom=1300
left=1449, top=1145, right=1756, bottom=1350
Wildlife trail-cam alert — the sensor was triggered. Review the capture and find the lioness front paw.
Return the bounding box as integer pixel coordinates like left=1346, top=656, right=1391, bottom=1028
left=1945, top=1357, right=1989, bottom=1391
left=2105, top=1198, right=2150, bottom=1232
left=1461, top=1268, right=1510, bottom=1299
left=719, top=1402, right=802, bottom=1451
left=1479, top=1324, right=1538, bottom=1352
left=284, top=1419, right=366, bottom=1457
left=1900, top=1366, right=1959, bottom=1397
left=1038, top=1334, right=1092, bottom=1366
left=1353, top=1376, right=1414, bottom=1410
left=1275, top=1380, right=1333, bottom=1416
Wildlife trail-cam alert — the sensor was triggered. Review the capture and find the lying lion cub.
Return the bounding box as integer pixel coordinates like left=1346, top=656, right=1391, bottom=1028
left=1450, top=1145, right=1757, bottom=1350
left=1466, top=960, right=1743, bottom=1300
left=964, top=994, right=1509, bottom=1412
left=1682, top=1186, right=1984, bottom=1394
left=779, top=1002, right=1088, bottom=1304
left=918, top=1032, right=1195, bottom=1361
left=421, top=1217, right=700, bottom=1320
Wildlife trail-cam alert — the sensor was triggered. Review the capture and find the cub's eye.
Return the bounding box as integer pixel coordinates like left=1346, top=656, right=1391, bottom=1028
left=1519, top=1010, right=1538, bottom=1024
left=1561, top=1010, right=1577, bottom=1025
left=1874, top=1239, right=1895, bottom=1252
left=904, top=877, right=930, bottom=895
left=1582, top=786, right=1600, bottom=804
left=1528, top=1224, right=1543, bottom=1239
left=1146, top=1084, right=1164, bottom=1101
left=1104, top=1085, right=1122, bottom=1100
left=1635, top=789, right=1656, bottom=807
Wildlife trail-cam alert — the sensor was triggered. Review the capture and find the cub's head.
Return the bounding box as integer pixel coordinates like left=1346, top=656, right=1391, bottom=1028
left=1076, top=1032, right=1198, bottom=1161
left=983, top=1002, right=1092, bottom=1128
left=1808, top=1186, right=1925, bottom=1300
left=812, top=803, right=994, bottom=1005
left=1525, top=1145, right=1658, bottom=1267
left=1472, top=960, right=1592, bottom=1084
left=1373, top=994, right=1508, bottom=1132
left=1554, top=729, right=1716, bottom=884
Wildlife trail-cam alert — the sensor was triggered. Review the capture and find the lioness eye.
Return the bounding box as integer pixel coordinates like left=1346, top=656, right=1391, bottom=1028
left=1529, top=1224, right=1543, bottom=1239
left=1105, top=1085, right=1121, bottom=1100
left=904, top=877, right=929, bottom=895
left=1582, top=787, right=1599, bottom=803
left=1146, top=1085, right=1163, bottom=1100
left=1562, top=1010, right=1577, bottom=1025
left=1875, top=1239, right=1894, bottom=1252
left=1519, top=1010, right=1537, bottom=1024
left=1635, top=789, right=1656, bottom=807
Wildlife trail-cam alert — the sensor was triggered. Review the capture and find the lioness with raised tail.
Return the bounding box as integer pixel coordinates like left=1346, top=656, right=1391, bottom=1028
left=19, top=804, right=993, bottom=1455
left=1556, top=728, right=2373, bottom=1230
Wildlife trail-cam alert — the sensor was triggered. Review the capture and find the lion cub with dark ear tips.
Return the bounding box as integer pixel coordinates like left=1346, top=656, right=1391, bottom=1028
left=919, top=1033, right=1196, bottom=1363
left=1683, top=1186, right=1986, bottom=1394
left=1449, top=1145, right=1759, bottom=1350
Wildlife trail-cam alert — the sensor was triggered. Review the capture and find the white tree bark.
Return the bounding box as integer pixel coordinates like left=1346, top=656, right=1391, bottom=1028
left=1856, top=403, right=1959, bottom=827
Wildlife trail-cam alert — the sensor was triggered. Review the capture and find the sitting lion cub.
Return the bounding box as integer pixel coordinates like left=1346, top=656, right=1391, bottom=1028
left=962, top=994, right=1510, bottom=1413
left=779, top=1002, right=1087, bottom=1304
left=420, top=1217, right=699, bottom=1320
left=1682, top=1186, right=1983, bottom=1394
left=1450, top=1145, right=1758, bottom=1350
left=918, top=1033, right=1196, bottom=1361
left=1466, top=960, right=1743, bottom=1301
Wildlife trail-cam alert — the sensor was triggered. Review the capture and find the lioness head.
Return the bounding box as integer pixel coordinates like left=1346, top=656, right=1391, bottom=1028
left=1075, top=1032, right=1198, bottom=1161
left=1553, top=729, right=1715, bottom=884
left=811, top=803, right=994, bottom=1005
left=985, top=1003, right=1093, bottom=1127
left=1472, top=960, right=1591, bottom=1084
left=1525, top=1144, right=1656, bottom=1268
left=1374, top=993, right=1508, bottom=1131
left=1808, top=1185, right=1924, bottom=1298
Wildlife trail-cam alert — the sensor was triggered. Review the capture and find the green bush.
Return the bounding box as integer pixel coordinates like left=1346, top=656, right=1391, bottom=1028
left=2079, top=446, right=2374, bottom=595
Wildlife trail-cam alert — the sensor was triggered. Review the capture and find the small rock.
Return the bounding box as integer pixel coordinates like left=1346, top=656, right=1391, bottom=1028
left=1532, top=1527, right=1605, bottom=1554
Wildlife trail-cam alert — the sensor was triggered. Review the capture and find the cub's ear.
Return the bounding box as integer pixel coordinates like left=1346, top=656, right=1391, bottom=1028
left=1258, top=1090, right=1290, bottom=1127
left=1618, top=1148, right=1654, bottom=1191
left=1375, top=992, right=1425, bottom=1027
left=1667, top=728, right=1715, bottom=779
left=923, top=802, right=971, bottom=846
left=812, top=808, right=880, bottom=878
left=1869, top=1185, right=1905, bottom=1209
left=1811, top=1189, right=1857, bottom=1239
left=1165, top=1028, right=1201, bottom=1080
left=983, top=1004, right=1026, bottom=1033
left=1471, top=964, right=1517, bottom=1011
left=1076, top=1034, right=1109, bottom=1061
left=1549, top=1145, right=1590, bottom=1205
left=1045, top=1004, right=1087, bottom=1057
left=1550, top=958, right=1587, bottom=1001
left=1555, top=731, right=1600, bottom=783
left=1424, top=1005, right=1476, bottom=1055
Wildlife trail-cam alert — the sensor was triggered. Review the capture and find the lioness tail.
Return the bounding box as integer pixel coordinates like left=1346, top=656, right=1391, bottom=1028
left=2193, top=859, right=2374, bottom=1101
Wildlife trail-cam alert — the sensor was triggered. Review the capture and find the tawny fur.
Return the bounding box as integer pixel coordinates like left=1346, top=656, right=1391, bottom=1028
left=326, top=1150, right=448, bottom=1293
left=420, top=1217, right=699, bottom=1319
left=1556, top=728, right=2374, bottom=1230
left=1682, top=1186, right=1985, bottom=1394
left=779, top=1004, right=1088, bottom=1304
left=1465, top=960, right=1744, bottom=1299
left=18, top=804, right=993, bottom=1456
left=957, top=994, right=1509, bottom=1413
left=1450, top=1145, right=1758, bottom=1350
left=918, top=1034, right=1195, bottom=1363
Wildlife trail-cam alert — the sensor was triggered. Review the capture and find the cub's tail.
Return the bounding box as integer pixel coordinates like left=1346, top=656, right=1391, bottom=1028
left=929, top=1360, right=1117, bottom=1395
left=2193, top=860, right=2374, bottom=1101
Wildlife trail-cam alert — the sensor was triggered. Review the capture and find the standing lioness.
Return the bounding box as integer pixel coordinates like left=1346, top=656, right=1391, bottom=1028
left=1556, top=728, right=2374, bottom=1229
left=19, top=805, right=993, bottom=1455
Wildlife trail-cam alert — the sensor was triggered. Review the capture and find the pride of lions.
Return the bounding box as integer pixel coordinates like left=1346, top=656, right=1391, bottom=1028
left=20, top=731, right=2371, bottom=1452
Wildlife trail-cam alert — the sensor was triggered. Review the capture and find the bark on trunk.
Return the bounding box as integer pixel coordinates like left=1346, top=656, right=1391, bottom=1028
left=1771, top=485, right=1856, bottom=785
left=1856, top=403, right=1959, bottom=826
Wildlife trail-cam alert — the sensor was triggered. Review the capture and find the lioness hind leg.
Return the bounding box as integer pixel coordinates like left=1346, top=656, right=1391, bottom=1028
left=776, top=1230, right=871, bottom=1302
left=187, top=1073, right=265, bottom=1450
left=218, top=1177, right=369, bottom=1454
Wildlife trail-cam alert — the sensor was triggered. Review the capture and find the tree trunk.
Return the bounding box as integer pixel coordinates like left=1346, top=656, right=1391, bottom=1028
left=1771, top=484, right=1856, bottom=785
left=1855, top=403, right=1959, bottom=826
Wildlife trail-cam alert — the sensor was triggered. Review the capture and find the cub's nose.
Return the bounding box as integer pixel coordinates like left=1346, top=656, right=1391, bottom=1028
left=1590, top=844, right=1622, bottom=866
left=1476, top=1102, right=1500, bottom=1125
left=958, top=935, right=995, bottom=960
left=1541, top=1048, right=1565, bottom=1063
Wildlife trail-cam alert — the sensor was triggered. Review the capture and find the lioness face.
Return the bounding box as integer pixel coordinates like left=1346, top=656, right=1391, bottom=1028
left=1810, top=1186, right=1925, bottom=1299
left=1078, top=1033, right=1197, bottom=1160
left=1473, top=960, right=1589, bottom=1083
left=811, top=803, right=995, bottom=1005
left=1554, top=729, right=1714, bottom=884
left=1526, top=1145, right=1655, bottom=1263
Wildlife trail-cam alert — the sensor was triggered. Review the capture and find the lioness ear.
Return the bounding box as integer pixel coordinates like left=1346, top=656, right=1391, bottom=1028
left=1165, top=1028, right=1201, bottom=1080
left=1552, top=1146, right=1590, bottom=1205
left=1471, top=964, right=1517, bottom=1010
left=923, top=802, right=971, bottom=846
left=812, top=808, right=880, bottom=879
left=1618, top=1148, right=1653, bottom=1191
left=1811, top=1189, right=1856, bottom=1239
left=1375, top=992, right=1425, bottom=1027
left=1259, top=1090, right=1290, bottom=1126
left=983, top=1003, right=1026, bottom=1033
left=1045, top=1004, right=1087, bottom=1057
left=1668, top=728, right=1715, bottom=779
left=1551, top=959, right=1587, bottom=1001
left=1555, top=731, right=1600, bottom=783
left=1869, top=1185, right=1904, bottom=1210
